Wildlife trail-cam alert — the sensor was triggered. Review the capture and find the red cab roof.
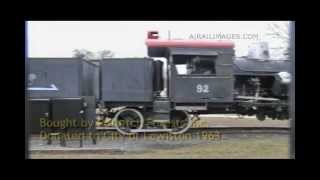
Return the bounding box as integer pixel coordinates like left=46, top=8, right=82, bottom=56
left=146, top=39, right=234, bottom=49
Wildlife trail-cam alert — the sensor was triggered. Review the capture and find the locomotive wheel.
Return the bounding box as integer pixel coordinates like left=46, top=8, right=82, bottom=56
left=114, top=108, right=144, bottom=135
left=169, top=110, right=193, bottom=135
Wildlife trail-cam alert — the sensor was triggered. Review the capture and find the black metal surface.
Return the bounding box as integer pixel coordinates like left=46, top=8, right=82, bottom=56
left=81, top=60, right=100, bottom=100
left=28, top=58, right=99, bottom=98
left=51, top=98, right=84, bottom=122
left=100, top=58, right=154, bottom=102
left=168, top=47, right=234, bottom=104
left=172, top=76, right=234, bottom=103
left=29, top=96, right=96, bottom=134
left=153, top=60, right=164, bottom=92
left=153, top=100, right=171, bottom=113
left=29, top=99, right=50, bottom=134
left=82, top=96, right=96, bottom=130
left=233, top=57, right=291, bottom=74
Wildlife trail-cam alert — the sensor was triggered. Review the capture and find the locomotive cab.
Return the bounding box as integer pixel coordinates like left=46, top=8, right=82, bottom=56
left=146, top=33, right=235, bottom=112
left=168, top=48, right=234, bottom=105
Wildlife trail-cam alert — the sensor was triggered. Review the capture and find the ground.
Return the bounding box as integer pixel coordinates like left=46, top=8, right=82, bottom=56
left=30, top=134, right=289, bottom=159
left=28, top=115, right=292, bottom=159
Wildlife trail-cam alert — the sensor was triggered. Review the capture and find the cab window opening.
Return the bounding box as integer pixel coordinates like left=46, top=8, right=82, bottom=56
left=173, top=55, right=217, bottom=76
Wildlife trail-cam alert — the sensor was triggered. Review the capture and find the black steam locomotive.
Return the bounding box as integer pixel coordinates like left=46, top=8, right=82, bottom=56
left=28, top=31, right=291, bottom=137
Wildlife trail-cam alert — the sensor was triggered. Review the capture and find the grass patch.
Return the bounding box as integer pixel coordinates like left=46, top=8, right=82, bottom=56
left=29, top=135, right=289, bottom=159
left=124, top=135, right=289, bottom=159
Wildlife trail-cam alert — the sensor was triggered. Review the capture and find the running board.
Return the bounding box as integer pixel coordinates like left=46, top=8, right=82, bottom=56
left=236, top=96, right=280, bottom=101
left=175, top=106, right=207, bottom=111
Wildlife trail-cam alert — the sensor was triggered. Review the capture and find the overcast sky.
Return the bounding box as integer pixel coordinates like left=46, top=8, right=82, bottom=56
left=27, top=21, right=290, bottom=58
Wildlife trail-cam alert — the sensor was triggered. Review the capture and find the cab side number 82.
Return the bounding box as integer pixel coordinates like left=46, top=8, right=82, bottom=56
left=196, top=84, right=210, bottom=93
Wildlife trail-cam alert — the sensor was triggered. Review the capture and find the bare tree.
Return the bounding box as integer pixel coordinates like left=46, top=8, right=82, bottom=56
left=72, top=49, right=95, bottom=60
left=73, top=49, right=114, bottom=60
left=265, top=22, right=290, bottom=59
left=97, top=50, right=114, bottom=59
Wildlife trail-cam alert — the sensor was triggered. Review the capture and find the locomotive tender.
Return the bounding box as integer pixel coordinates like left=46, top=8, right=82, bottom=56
left=28, top=31, right=291, bottom=136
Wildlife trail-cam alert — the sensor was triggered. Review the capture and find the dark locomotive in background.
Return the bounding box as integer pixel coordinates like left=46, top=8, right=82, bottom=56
left=28, top=31, right=291, bottom=137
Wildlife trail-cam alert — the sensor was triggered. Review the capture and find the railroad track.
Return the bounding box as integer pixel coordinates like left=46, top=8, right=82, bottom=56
left=95, top=126, right=290, bottom=135
left=188, top=126, right=290, bottom=135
